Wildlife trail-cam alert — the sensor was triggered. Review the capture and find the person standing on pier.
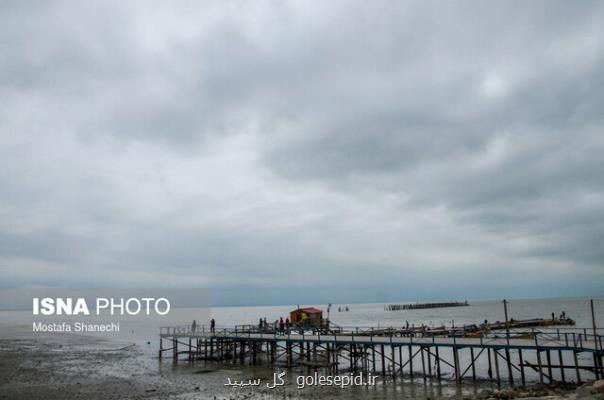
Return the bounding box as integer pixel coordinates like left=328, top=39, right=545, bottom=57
left=210, top=318, right=215, bottom=333
left=279, top=317, right=285, bottom=334
left=191, top=319, right=197, bottom=333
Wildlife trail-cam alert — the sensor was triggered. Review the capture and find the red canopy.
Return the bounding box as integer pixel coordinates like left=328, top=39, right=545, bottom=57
left=299, top=307, right=322, bottom=314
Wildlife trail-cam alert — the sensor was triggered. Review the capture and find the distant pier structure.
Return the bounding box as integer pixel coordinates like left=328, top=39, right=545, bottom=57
left=386, top=301, right=469, bottom=311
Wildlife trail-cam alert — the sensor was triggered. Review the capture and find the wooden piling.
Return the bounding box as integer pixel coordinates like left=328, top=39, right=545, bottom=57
left=398, top=346, right=403, bottom=376
left=436, top=346, right=442, bottom=380
left=518, top=349, right=526, bottom=386
left=372, top=345, right=376, bottom=373
left=505, top=348, right=513, bottom=386
left=573, top=350, right=581, bottom=384
left=453, top=347, right=460, bottom=383
left=558, top=350, right=565, bottom=383
left=306, top=342, right=311, bottom=362
left=487, top=348, right=493, bottom=381
left=408, top=345, right=414, bottom=378
left=391, top=346, right=397, bottom=379
left=493, top=349, right=501, bottom=387
left=421, top=347, right=427, bottom=382
left=537, top=350, right=544, bottom=384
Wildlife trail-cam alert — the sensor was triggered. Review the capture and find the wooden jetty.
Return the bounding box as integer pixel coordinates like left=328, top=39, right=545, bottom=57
left=386, top=301, right=469, bottom=311
left=160, top=324, right=604, bottom=386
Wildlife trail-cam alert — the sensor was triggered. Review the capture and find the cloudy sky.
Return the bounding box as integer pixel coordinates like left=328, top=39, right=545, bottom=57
left=1, top=1, right=603, bottom=305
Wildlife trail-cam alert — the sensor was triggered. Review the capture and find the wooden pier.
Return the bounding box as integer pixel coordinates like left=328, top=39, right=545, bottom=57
left=160, top=324, right=604, bottom=386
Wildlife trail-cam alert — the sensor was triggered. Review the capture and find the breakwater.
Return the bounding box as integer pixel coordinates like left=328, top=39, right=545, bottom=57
left=385, top=301, right=469, bottom=311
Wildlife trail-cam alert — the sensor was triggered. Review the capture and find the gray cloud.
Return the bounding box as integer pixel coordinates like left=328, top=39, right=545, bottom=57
left=1, top=1, right=603, bottom=305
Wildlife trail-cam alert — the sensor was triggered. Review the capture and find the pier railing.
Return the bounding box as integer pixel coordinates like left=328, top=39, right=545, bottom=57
left=160, top=324, right=604, bottom=352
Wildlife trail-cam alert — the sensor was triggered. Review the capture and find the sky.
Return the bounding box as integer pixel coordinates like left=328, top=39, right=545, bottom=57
left=1, top=1, right=603, bottom=306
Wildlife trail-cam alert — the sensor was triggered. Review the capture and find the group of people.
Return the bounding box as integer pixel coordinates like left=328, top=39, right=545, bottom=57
left=553, top=311, right=567, bottom=320
left=190, top=318, right=215, bottom=333
left=259, top=317, right=291, bottom=334
left=189, top=316, right=296, bottom=335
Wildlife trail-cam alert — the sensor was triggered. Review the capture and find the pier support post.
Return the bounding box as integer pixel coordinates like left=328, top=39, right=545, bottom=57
left=287, top=342, right=292, bottom=368
left=307, top=342, right=311, bottom=362
left=558, top=350, right=565, bottom=383
left=372, top=346, right=376, bottom=373
left=519, top=349, right=526, bottom=386
left=591, top=299, right=600, bottom=380
left=391, top=346, right=397, bottom=379
left=421, top=347, right=426, bottom=382
left=454, top=347, right=461, bottom=383
left=487, top=349, right=493, bottom=381
left=398, top=346, right=403, bottom=376
left=436, top=346, right=442, bottom=380
left=493, top=349, right=501, bottom=387
left=334, top=345, right=339, bottom=373
left=408, top=345, right=413, bottom=379
left=573, top=351, right=581, bottom=383
left=469, top=347, right=476, bottom=381
left=505, top=348, right=513, bottom=386
left=546, top=350, right=553, bottom=383
left=537, top=350, right=544, bottom=384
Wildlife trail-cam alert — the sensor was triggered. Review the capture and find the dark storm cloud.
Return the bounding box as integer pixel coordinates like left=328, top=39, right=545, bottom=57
left=0, top=1, right=603, bottom=304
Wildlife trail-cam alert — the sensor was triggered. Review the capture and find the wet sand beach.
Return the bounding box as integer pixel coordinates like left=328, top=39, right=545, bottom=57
left=0, top=331, right=182, bottom=399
